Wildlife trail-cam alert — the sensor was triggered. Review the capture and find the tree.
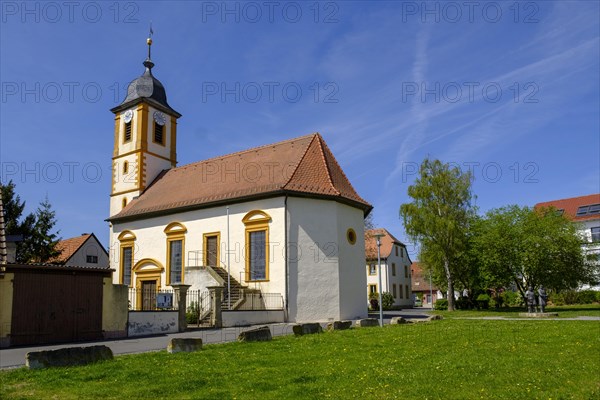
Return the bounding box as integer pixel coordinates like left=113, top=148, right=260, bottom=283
left=0, top=182, right=61, bottom=263
left=400, top=158, right=476, bottom=311
left=364, top=211, right=376, bottom=231
left=0, top=180, right=33, bottom=234
left=0, top=181, right=35, bottom=261
left=473, top=205, right=597, bottom=296
left=20, top=196, right=61, bottom=263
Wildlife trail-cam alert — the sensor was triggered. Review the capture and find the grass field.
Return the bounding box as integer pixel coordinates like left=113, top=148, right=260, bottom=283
left=431, top=303, right=600, bottom=319
left=1, top=318, right=599, bottom=399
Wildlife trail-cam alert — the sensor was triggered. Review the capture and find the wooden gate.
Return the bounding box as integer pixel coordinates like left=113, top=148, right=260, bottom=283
left=10, top=267, right=105, bottom=346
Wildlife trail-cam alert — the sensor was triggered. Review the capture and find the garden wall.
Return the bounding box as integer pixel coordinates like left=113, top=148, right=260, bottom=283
left=128, top=311, right=178, bottom=337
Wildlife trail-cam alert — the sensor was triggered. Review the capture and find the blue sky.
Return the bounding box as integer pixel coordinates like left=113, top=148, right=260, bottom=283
left=1, top=1, right=599, bottom=258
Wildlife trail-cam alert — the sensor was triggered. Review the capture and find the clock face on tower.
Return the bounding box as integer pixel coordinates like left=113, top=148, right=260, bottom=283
left=123, top=109, right=134, bottom=123
left=153, top=111, right=166, bottom=126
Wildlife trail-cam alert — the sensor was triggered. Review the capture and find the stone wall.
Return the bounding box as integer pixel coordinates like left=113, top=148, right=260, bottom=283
left=102, top=277, right=128, bottom=339
left=128, top=311, right=178, bottom=336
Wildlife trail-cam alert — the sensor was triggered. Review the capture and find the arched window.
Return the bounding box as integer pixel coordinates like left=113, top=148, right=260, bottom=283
left=242, top=210, right=271, bottom=282
left=118, top=230, right=136, bottom=286
left=122, top=198, right=127, bottom=209
left=123, top=161, right=129, bottom=174
left=164, top=222, right=187, bottom=285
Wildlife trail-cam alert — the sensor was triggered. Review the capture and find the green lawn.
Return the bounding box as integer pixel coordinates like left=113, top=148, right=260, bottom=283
left=2, top=319, right=599, bottom=399
left=432, top=303, right=600, bottom=319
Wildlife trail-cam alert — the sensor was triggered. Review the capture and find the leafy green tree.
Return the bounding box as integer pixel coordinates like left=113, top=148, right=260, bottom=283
left=20, top=196, right=61, bottom=263
left=400, top=158, right=476, bottom=311
left=473, top=205, right=597, bottom=296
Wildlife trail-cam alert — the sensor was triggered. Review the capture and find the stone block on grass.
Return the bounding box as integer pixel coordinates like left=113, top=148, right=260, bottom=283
left=293, top=323, right=323, bottom=336
left=238, top=326, right=272, bottom=342
left=356, top=318, right=380, bottom=327
left=167, top=338, right=203, bottom=353
left=26, top=345, right=113, bottom=369
left=390, top=316, right=408, bottom=324
left=326, top=320, right=353, bottom=331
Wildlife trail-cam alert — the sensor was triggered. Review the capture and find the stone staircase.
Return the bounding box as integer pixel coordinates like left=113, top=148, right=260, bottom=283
left=211, top=266, right=245, bottom=310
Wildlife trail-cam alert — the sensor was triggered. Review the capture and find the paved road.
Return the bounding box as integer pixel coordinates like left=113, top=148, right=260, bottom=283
left=0, top=309, right=433, bottom=369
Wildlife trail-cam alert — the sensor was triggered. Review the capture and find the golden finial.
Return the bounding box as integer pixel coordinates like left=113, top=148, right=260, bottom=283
left=146, top=22, right=154, bottom=61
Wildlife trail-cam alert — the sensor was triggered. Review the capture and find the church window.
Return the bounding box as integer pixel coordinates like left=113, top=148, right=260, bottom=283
left=242, top=210, right=271, bottom=282
left=154, top=122, right=164, bottom=145
left=164, top=222, right=187, bottom=285
left=124, top=121, right=132, bottom=142
left=118, top=231, right=136, bottom=287
left=123, top=161, right=129, bottom=174
left=122, top=247, right=132, bottom=285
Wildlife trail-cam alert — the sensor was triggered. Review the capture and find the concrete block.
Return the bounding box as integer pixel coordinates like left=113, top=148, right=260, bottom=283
left=390, top=316, right=408, bottom=324
left=292, top=323, right=323, bottom=336
left=26, top=345, right=113, bottom=369
left=326, top=320, right=353, bottom=331
left=356, top=318, right=380, bottom=327
left=238, top=326, right=272, bottom=342
left=167, top=338, right=203, bottom=353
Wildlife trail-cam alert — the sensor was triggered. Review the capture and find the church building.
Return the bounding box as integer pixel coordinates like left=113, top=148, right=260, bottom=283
left=107, top=35, right=371, bottom=322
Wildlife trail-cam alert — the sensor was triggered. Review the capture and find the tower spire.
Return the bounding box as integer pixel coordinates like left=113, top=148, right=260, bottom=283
left=144, top=22, right=154, bottom=71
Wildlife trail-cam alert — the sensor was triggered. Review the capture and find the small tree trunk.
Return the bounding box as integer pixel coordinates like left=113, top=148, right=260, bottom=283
left=443, top=258, right=456, bottom=311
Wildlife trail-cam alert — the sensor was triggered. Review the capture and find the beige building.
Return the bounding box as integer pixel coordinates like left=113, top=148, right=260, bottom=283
left=365, top=228, right=412, bottom=308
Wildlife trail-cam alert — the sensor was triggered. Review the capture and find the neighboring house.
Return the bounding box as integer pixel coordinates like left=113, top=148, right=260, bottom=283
left=535, top=193, right=600, bottom=289
left=52, top=233, right=109, bottom=269
left=365, top=228, right=412, bottom=308
left=106, top=39, right=371, bottom=323
left=411, top=261, right=443, bottom=307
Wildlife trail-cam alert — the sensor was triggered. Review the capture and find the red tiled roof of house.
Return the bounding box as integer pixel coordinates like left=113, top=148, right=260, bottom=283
left=51, top=234, right=91, bottom=264
left=365, top=228, right=405, bottom=260
left=534, top=193, right=600, bottom=222
left=410, top=262, right=439, bottom=292
left=110, top=133, right=371, bottom=221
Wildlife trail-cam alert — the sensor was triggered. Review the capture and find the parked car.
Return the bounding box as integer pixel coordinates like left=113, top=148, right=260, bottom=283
left=414, top=298, right=423, bottom=307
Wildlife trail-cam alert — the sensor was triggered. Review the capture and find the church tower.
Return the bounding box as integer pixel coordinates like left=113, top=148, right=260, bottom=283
left=109, top=33, right=181, bottom=217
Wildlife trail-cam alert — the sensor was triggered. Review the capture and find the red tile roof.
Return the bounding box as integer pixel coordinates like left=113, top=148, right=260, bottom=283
left=534, top=193, right=600, bottom=222
left=365, top=228, right=405, bottom=260
left=410, top=262, right=439, bottom=292
left=110, top=133, right=371, bottom=221
left=51, top=234, right=92, bottom=264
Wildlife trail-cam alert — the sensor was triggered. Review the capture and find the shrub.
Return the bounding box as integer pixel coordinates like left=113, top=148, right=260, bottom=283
left=501, top=291, right=522, bottom=307
left=455, top=296, right=470, bottom=310
left=434, top=298, right=448, bottom=310
left=381, top=292, right=395, bottom=310
left=550, top=290, right=600, bottom=305
left=476, top=294, right=491, bottom=310
left=577, top=290, right=597, bottom=304
left=186, top=301, right=200, bottom=324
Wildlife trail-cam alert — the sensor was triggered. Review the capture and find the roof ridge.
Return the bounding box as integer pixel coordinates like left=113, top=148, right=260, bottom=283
left=314, top=134, right=340, bottom=196
left=282, top=133, right=319, bottom=187
left=173, top=132, right=319, bottom=171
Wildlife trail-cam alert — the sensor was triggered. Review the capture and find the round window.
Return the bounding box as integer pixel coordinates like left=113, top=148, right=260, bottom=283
left=347, top=228, right=357, bottom=245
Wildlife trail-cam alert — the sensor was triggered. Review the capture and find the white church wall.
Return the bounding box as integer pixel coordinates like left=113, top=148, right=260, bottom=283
left=110, top=197, right=287, bottom=296
left=287, top=197, right=341, bottom=322
left=336, top=203, right=368, bottom=320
